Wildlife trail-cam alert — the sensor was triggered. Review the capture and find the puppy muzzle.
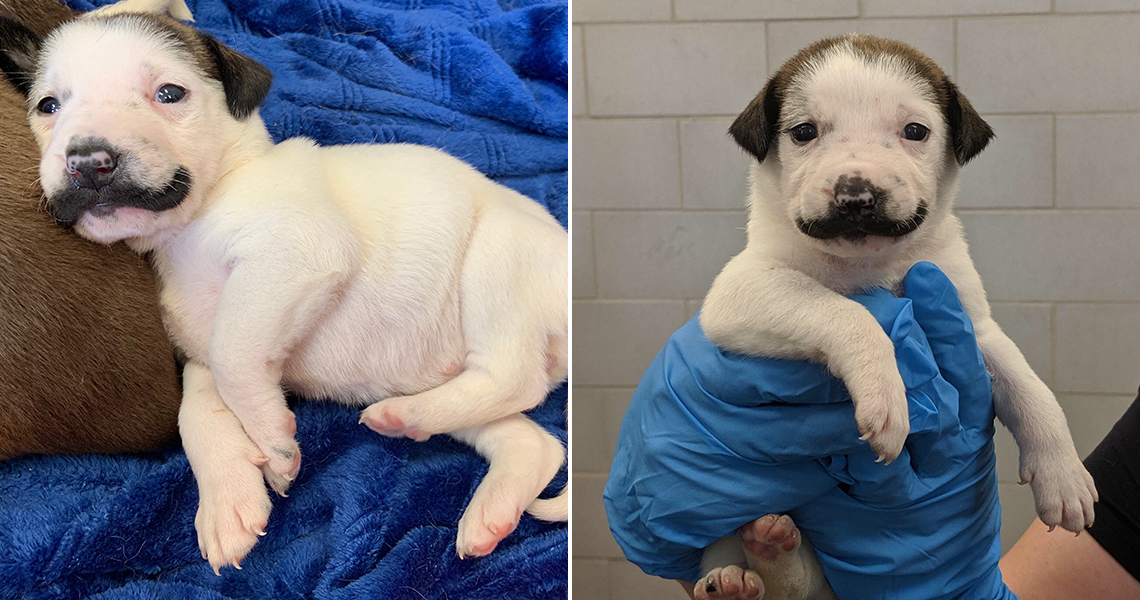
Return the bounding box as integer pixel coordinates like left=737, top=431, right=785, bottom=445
left=47, top=160, right=194, bottom=226
left=796, top=175, right=927, bottom=241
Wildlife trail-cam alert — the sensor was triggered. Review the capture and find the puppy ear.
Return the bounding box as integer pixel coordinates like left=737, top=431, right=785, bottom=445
left=86, top=0, right=194, bottom=21
left=196, top=33, right=272, bottom=120
left=728, top=79, right=781, bottom=162
left=0, top=16, right=42, bottom=96
left=944, top=81, right=993, bottom=165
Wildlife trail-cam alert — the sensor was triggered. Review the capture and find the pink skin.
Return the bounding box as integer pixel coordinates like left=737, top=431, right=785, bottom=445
left=694, top=515, right=802, bottom=600
left=741, top=514, right=801, bottom=560
left=359, top=362, right=464, bottom=441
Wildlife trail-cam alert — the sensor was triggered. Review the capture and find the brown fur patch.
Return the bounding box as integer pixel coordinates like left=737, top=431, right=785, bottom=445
left=729, top=34, right=994, bottom=165
left=0, top=1, right=181, bottom=459
left=74, top=12, right=273, bottom=120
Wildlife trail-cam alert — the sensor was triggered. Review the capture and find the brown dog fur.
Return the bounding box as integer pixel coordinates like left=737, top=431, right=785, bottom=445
left=0, top=0, right=181, bottom=459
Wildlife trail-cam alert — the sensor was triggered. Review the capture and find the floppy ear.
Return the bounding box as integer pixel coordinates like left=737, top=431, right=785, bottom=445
left=196, top=33, right=272, bottom=120
left=86, top=0, right=194, bottom=21
left=728, top=79, right=781, bottom=162
left=0, top=16, right=42, bottom=96
left=944, top=81, right=993, bottom=166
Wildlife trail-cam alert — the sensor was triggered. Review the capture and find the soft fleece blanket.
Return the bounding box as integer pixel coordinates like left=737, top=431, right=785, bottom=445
left=0, top=1, right=568, bottom=598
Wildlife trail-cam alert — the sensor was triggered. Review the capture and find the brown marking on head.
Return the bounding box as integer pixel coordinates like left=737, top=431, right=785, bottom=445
left=729, top=34, right=993, bottom=166
left=78, top=12, right=274, bottom=120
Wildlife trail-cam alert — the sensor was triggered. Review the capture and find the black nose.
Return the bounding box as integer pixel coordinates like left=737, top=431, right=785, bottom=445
left=65, top=141, right=118, bottom=190
left=833, top=175, right=883, bottom=216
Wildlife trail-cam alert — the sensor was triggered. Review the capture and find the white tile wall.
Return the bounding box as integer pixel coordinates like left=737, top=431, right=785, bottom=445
left=584, top=23, right=767, bottom=116
left=573, top=3, right=1140, bottom=598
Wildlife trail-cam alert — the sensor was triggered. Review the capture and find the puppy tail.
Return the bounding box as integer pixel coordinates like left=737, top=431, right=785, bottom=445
left=525, top=486, right=568, bottom=522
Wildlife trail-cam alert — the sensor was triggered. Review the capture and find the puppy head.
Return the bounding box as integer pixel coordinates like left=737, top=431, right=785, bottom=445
left=0, top=11, right=270, bottom=245
left=731, top=35, right=992, bottom=258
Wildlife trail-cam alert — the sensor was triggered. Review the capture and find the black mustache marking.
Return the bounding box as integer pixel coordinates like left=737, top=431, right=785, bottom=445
left=48, top=167, right=193, bottom=226
left=795, top=200, right=928, bottom=241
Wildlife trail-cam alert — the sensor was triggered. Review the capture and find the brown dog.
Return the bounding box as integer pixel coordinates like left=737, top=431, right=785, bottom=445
left=0, top=0, right=180, bottom=459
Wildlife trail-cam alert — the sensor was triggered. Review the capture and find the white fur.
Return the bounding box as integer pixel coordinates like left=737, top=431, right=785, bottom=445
left=698, top=40, right=1096, bottom=597
left=31, top=15, right=567, bottom=572
left=86, top=0, right=194, bottom=21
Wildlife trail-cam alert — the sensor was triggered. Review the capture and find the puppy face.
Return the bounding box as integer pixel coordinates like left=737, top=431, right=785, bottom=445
left=0, top=13, right=270, bottom=244
left=731, top=36, right=992, bottom=258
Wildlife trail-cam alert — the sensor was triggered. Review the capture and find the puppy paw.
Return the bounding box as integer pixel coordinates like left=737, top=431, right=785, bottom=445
left=244, top=411, right=301, bottom=493
left=1021, top=449, right=1098, bottom=533
left=360, top=400, right=431, bottom=442
left=740, top=514, right=801, bottom=562
left=455, top=479, right=525, bottom=559
left=694, top=566, right=764, bottom=600
left=195, top=456, right=273, bottom=575
left=850, top=373, right=909, bottom=463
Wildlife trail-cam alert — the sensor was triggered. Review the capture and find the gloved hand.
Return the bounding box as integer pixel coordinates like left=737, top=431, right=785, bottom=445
left=603, top=262, right=1017, bottom=600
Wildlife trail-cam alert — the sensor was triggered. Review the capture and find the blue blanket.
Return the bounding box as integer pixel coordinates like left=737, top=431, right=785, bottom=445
left=0, top=1, right=568, bottom=598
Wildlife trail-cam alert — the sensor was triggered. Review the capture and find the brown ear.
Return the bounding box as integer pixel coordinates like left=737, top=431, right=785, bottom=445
left=0, top=15, right=42, bottom=96
left=944, top=81, right=993, bottom=165
left=195, top=32, right=272, bottom=120
left=728, top=79, right=781, bottom=162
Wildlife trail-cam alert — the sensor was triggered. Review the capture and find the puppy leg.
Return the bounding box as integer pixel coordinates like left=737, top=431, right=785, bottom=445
left=933, top=247, right=1097, bottom=533
left=210, top=258, right=352, bottom=492
left=362, top=207, right=567, bottom=439
left=181, top=362, right=273, bottom=575
left=702, top=254, right=909, bottom=462
left=740, top=516, right=835, bottom=600
left=449, top=413, right=566, bottom=558
left=974, top=320, right=1097, bottom=532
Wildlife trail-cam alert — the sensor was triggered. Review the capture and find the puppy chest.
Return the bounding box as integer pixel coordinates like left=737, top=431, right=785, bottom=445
left=158, top=272, right=225, bottom=363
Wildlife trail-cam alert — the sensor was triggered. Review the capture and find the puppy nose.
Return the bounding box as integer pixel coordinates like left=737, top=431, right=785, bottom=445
left=65, top=143, right=117, bottom=190
left=833, top=175, right=881, bottom=216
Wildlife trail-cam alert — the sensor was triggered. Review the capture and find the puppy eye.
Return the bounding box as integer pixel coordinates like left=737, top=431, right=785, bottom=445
left=902, top=123, right=929, bottom=141
left=36, top=96, right=60, bottom=114
left=155, top=84, right=187, bottom=104
left=790, top=123, right=818, bottom=143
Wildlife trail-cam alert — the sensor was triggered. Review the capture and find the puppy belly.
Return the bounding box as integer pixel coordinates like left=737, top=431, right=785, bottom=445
left=281, top=306, right=466, bottom=406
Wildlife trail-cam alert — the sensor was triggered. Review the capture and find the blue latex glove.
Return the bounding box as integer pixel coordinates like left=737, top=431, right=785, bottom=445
left=603, top=262, right=1018, bottom=600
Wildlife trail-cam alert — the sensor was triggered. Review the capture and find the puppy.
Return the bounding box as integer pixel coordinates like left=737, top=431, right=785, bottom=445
left=693, top=36, right=1096, bottom=599
left=0, top=0, right=181, bottom=460
left=0, top=9, right=568, bottom=572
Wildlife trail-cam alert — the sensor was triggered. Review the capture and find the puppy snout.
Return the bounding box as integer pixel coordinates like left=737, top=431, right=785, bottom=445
left=833, top=175, right=884, bottom=216
left=65, top=138, right=118, bottom=191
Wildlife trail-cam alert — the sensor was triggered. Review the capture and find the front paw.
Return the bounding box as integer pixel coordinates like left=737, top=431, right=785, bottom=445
left=1021, top=450, right=1098, bottom=533
left=244, top=410, right=302, bottom=496
left=195, top=456, right=274, bottom=575
left=848, top=370, right=910, bottom=463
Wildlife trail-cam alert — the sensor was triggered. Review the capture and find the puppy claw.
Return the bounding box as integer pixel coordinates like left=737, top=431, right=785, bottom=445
left=694, top=565, right=763, bottom=600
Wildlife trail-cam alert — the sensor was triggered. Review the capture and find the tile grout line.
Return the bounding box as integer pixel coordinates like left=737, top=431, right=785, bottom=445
left=1052, top=114, right=1058, bottom=208
left=1049, top=303, right=1058, bottom=390
left=589, top=210, right=601, bottom=300
left=578, top=24, right=591, bottom=117
left=952, top=17, right=959, bottom=79
left=675, top=119, right=686, bottom=209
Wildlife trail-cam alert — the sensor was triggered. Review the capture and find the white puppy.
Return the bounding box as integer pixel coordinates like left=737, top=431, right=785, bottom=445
left=691, top=36, right=1097, bottom=600
left=0, top=10, right=568, bottom=573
